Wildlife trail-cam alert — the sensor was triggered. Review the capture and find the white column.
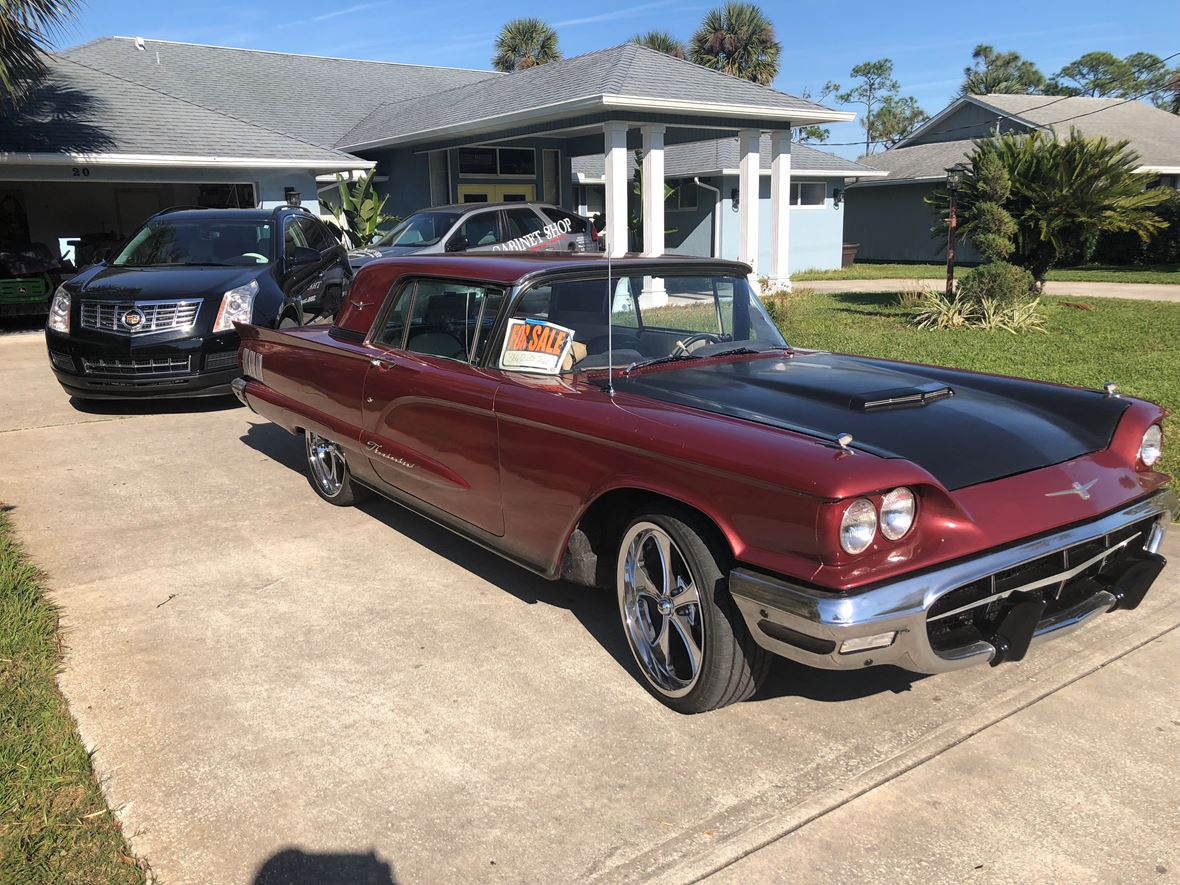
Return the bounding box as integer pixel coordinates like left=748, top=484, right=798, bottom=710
left=768, top=130, right=792, bottom=290
left=737, top=128, right=762, bottom=275
left=602, top=122, right=629, bottom=258
left=640, top=124, right=668, bottom=307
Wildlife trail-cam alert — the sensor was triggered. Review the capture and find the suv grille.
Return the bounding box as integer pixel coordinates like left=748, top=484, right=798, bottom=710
left=82, top=356, right=191, bottom=376
left=927, top=516, right=1159, bottom=654
left=81, top=299, right=201, bottom=334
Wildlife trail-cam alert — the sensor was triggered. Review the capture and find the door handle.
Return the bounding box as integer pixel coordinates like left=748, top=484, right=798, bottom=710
left=370, top=357, right=396, bottom=369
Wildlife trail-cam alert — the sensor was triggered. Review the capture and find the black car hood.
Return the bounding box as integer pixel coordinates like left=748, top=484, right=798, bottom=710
left=612, top=351, right=1129, bottom=490
left=75, top=265, right=261, bottom=300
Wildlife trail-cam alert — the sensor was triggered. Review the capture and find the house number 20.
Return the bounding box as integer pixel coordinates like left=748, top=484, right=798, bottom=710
left=71, top=167, right=90, bottom=177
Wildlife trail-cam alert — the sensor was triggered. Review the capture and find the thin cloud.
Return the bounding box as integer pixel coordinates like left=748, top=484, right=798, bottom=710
left=554, top=0, right=681, bottom=29
left=277, top=1, right=391, bottom=30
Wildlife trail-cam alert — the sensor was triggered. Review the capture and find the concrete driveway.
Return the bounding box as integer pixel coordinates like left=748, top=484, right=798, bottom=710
left=2, top=330, right=1178, bottom=884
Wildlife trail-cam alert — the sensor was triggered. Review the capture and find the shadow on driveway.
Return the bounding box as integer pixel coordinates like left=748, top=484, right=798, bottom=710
left=240, top=420, right=923, bottom=706
left=253, top=848, right=396, bottom=885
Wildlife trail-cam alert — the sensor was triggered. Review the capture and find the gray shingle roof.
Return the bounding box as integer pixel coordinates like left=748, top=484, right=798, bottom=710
left=570, top=137, right=880, bottom=180
left=339, top=43, right=844, bottom=150
left=867, top=94, right=1180, bottom=181
left=0, top=57, right=363, bottom=166
left=62, top=37, right=497, bottom=148
left=969, top=94, right=1180, bottom=169
left=855, top=140, right=972, bottom=182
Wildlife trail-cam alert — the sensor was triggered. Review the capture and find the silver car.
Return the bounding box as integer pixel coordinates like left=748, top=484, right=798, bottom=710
left=347, top=202, right=600, bottom=269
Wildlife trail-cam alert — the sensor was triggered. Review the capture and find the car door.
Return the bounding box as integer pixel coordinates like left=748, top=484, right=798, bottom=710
left=444, top=209, right=506, bottom=254
left=538, top=206, right=596, bottom=252
left=280, top=217, right=323, bottom=311
left=299, top=215, right=348, bottom=315
left=361, top=278, right=506, bottom=535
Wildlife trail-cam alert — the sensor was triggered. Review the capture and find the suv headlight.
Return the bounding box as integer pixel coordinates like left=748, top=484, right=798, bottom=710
left=213, top=279, right=259, bottom=333
left=47, top=286, right=70, bottom=333
left=840, top=498, right=877, bottom=554
left=1139, top=424, right=1163, bottom=468
left=880, top=487, right=917, bottom=540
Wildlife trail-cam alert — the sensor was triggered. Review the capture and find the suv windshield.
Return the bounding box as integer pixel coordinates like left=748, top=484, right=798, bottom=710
left=113, top=219, right=274, bottom=267
left=498, top=273, right=786, bottom=375
left=373, top=211, right=462, bottom=248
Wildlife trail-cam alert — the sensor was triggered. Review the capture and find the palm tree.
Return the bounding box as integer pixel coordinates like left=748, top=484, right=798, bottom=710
left=929, top=130, right=1170, bottom=284
left=689, top=3, right=780, bottom=86
left=631, top=31, right=686, bottom=60
left=0, top=0, right=79, bottom=104
left=491, top=18, right=560, bottom=73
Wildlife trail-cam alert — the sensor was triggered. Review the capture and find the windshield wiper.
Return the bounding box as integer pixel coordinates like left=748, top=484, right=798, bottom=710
left=183, top=261, right=233, bottom=266
left=623, top=352, right=700, bottom=375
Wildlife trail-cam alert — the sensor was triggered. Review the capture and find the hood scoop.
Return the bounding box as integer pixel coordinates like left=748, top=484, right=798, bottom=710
left=850, top=382, right=953, bottom=412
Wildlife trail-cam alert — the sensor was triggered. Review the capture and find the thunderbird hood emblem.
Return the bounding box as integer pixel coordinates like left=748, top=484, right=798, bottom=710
left=1045, top=480, right=1097, bottom=500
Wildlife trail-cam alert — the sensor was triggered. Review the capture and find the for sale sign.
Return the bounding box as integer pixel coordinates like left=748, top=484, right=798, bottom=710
left=499, top=317, right=575, bottom=374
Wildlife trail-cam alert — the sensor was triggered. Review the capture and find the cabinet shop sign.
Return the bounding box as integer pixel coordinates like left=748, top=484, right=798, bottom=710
left=493, top=217, right=574, bottom=252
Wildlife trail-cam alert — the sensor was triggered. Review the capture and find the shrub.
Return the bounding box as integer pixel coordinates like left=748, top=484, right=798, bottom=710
left=957, top=261, right=1035, bottom=307
left=914, top=291, right=974, bottom=329
left=913, top=288, right=1046, bottom=332
left=763, top=286, right=812, bottom=330
left=896, top=280, right=930, bottom=309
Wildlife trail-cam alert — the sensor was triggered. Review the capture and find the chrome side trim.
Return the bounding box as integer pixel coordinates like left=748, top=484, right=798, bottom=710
left=729, top=489, right=1176, bottom=675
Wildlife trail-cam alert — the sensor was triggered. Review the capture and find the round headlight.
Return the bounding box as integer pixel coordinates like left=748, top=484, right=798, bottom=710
left=880, top=487, right=917, bottom=541
left=1139, top=424, right=1163, bottom=468
left=840, top=498, right=877, bottom=554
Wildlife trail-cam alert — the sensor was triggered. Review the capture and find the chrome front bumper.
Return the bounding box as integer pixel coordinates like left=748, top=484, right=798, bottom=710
left=730, top=489, right=1176, bottom=674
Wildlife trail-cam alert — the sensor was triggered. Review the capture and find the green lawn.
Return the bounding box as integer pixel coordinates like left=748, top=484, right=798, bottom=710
left=0, top=512, right=145, bottom=885
left=792, top=263, right=1180, bottom=285
left=776, top=291, right=1179, bottom=482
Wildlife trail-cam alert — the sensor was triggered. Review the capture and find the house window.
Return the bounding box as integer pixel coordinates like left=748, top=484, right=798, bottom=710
left=459, top=147, right=537, bottom=178
left=666, top=179, right=698, bottom=211
left=791, top=182, right=826, bottom=206
left=457, top=148, right=498, bottom=176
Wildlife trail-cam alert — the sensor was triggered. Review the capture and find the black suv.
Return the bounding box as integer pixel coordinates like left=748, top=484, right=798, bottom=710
left=45, top=206, right=349, bottom=399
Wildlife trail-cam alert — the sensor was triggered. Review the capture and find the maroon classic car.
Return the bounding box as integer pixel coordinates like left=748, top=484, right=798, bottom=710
left=232, top=254, right=1173, bottom=713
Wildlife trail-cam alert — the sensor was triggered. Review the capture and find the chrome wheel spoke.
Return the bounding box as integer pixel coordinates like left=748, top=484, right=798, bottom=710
left=671, top=578, right=699, bottom=612
left=652, top=531, right=674, bottom=597
left=670, top=613, right=703, bottom=677
left=307, top=433, right=346, bottom=496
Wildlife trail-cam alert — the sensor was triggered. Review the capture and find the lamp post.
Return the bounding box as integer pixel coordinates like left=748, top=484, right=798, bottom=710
left=944, top=163, right=968, bottom=297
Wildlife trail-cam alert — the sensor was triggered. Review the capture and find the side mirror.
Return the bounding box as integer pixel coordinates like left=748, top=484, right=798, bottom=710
left=288, top=245, right=320, bottom=267
left=445, top=236, right=468, bottom=253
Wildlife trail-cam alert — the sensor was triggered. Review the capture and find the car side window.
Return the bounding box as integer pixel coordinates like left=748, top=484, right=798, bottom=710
left=298, top=216, right=333, bottom=252
left=504, top=208, right=546, bottom=239
left=449, top=211, right=503, bottom=250
left=540, top=207, right=588, bottom=234
left=283, top=218, right=309, bottom=260
left=375, top=283, right=412, bottom=348
left=404, top=279, right=502, bottom=363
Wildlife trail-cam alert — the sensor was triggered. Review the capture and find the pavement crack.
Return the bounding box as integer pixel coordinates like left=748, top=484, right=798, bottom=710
left=693, top=620, right=1180, bottom=883
left=0, top=415, right=138, bottom=434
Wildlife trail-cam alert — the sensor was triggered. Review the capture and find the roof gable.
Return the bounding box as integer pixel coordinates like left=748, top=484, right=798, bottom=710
left=338, top=43, right=850, bottom=151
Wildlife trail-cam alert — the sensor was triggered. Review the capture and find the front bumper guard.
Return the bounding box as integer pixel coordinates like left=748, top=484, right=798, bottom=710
left=730, top=489, right=1176, bottom=674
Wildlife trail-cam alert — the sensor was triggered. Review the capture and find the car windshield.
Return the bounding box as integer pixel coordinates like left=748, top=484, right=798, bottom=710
left=372, top=211, right=462, bottom=248
left=497, top=273, right=786, bottom=376
left=112, top=219, right=273, bottom=267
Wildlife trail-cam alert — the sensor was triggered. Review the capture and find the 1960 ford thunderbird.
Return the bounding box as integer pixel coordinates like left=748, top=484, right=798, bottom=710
left=232, top=254, right=1173, bottom=713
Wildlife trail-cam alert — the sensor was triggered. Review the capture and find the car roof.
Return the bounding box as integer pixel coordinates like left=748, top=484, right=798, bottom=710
left=147, top=207, right=308, bottom=222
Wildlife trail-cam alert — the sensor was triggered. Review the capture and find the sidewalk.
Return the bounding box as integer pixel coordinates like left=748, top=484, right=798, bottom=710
left=706, top=555, right=1180, bottom=884
left=800, top=278, right=1180, bottom=304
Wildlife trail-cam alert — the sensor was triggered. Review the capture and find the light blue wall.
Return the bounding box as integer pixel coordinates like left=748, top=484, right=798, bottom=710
left=716, top=176, right=846, bottom=273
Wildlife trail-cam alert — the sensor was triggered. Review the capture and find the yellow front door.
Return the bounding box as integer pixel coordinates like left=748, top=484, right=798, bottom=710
left=456, top=184, right=536, bottom=204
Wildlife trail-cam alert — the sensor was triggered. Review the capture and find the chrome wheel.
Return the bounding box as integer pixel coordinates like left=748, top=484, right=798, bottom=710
left=618, top=522, right=705, bottom=698
left=306, top=431, right=347, bottom=498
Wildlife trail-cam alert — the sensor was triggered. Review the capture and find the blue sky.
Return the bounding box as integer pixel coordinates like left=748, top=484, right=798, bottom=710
left=61, top=0, right=1180, bottom=159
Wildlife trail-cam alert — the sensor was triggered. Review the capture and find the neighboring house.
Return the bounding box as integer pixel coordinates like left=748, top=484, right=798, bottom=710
left=1, top=37, right=853, bottom=281
left=844, top=94, right=1180, bottom=263
left=572, top=138, right=885, bottom=272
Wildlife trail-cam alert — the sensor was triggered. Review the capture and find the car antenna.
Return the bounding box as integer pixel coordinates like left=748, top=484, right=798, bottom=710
left=606, top=242, right=614, bottom=397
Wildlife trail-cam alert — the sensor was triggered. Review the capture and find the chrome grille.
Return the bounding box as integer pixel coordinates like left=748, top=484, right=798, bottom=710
left=80, top=299, right=202, bottom=334
left=81, top=356, right=191, bottom=376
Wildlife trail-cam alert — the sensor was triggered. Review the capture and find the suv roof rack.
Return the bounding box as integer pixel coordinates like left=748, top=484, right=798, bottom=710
left=271, top=204, right=314, bottom=217
left=155, top=205, right=208, bottom=215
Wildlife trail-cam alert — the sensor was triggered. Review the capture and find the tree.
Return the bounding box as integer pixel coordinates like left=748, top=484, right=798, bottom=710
left=491, top=18, right=560, bottom=73
left=1048, top=51, right=1174, bottom=105
left=329, top=171, right=399, bottom=250
left=689, top=2, right=781, bottom=86
left=928, top=130, right=1171, bottom=284
left=958, top=44, right=1046, bottom=96
left=794, top=81, right=839, bottom=143
left=0, top=0, right=80, bottom=104
left=632, top=31, right=686, bottom=60
left=837, top=59, right=927, bottom=154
